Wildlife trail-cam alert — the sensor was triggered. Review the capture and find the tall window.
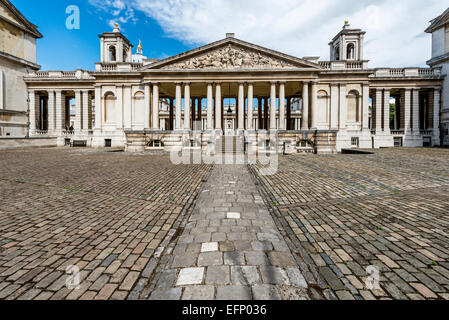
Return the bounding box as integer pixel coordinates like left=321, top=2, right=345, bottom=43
left=123, top=49, right=128, bottom=62
left=347, top=43, right=355, bottom=60
left=335, top=47, right=340, bottom=60
left=109, top=46, right=116, bottom=62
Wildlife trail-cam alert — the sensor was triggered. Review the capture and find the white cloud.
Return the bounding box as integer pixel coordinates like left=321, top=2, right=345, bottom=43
left=90, top=0, right=449, bottom=67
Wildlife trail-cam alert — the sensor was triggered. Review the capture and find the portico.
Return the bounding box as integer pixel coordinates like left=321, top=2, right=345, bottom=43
left=24, top=22, right=444, bottom=153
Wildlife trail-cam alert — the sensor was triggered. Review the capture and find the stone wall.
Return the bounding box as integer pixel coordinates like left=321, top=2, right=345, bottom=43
left=0, top=137, right=57, bottom=150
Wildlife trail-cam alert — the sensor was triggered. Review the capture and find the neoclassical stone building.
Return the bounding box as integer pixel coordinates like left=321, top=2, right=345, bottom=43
left=0, top=0, right=42, bottom=138
left=426, top=7, right=449, bottom=147
left=24, top=22, right=444, bottom=153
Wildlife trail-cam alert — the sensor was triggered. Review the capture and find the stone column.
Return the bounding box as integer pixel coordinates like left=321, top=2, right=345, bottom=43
left=279, top=81, right=286, bottom=130
left=152, top=83, right=159, bottom=130
left=375, top=89, right=382, bottom=132
left=48, top=90, right=55, bottom=134
left=94, top=86, right=101, bottom=131
left=184, top=83, right=191, bottom=129
left=82, top=90, right=89, bottom=132
left=238, top=82, right=245, bottom=130
left=433, top=88, right=440, bottom=142
left=330, top=84, right=339, bottom=130
left=75, top=90, right=82, bottom=133
left=123, top=85, right=132, bottom=130
left=207, top=82, right=213, bottom=130
left=412, top=89, right=420, bottom=133
left=116, top=85, right=123, bottom=129
left=404, top=89, right=411, bottom=132
left=247, top=83, right=254, bottom=130
left=55, top=90, right=63, bottom=133
left=175, top=83, right=182, bottom=130
left=169, top=98, right=174, bottom=130
left=144, top=84, right=151, bottom=129
left=269, top=82, right=277, bottom=130
left=339, top=84, right=347, bottom=130
left=383, top=89, right=390, bottom=132
left=310, top=82, right=318, bottom=129
left=215, top=83, right=222, bottom=130
left=29, top=90, right=36, bottom=134
left=302, top=82, right=309, bottom=130
left=362, top=84, right=370, bottom=130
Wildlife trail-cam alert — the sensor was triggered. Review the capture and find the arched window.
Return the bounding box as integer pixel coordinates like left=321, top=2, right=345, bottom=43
left=109, top=46, right=116, bottom=62
left=335, top=47, right=340, bottom=61
left=346, top=43, right=355, bottom=60
left=347, top=90, right=360, bottom=122
left=104, top=92, right=116, bottom=123
left=123, top=49, right=128, bottom=62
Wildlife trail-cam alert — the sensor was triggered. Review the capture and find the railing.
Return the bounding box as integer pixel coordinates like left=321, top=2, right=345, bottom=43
left=373, top=67, right=442, bottom=78
left=62, top=130, right=75, bottom=136
left=35, top=71, right=49, bottom=78
left=389, top=68, right=405, bottom=77
left=131, top=63, right=143, bottom=70
left=346, top=61, right=364, bottom=69
left=319, top=61, right=331, bottom=69
left=420, top=129, right=433, bottom=135
left=390, top=130, right=405, bottom=135
left=319, top=60, right=367, bottom=70
left=62, top=71, right=76, bottom=78
left=35, top=130, right=48, bottom=135
left=101, top=63, right=117, bottom=71
left=27, top=70, right=93, bottom=80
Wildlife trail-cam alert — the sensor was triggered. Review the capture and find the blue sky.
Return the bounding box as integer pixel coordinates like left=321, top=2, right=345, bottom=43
left=13, top=0, right=191, bottom=70
left=12, top=0, right=449, bottom=70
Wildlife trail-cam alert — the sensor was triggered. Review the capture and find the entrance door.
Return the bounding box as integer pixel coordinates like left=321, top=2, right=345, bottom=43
left=225, top=120, right=235, bottom=136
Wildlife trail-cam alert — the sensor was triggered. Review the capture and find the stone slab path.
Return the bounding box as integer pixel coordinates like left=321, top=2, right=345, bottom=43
left=144, top=164, right=310, bottom=300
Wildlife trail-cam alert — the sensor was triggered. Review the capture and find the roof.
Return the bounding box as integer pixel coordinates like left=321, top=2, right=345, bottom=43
left=425, top=7, right=449, bottom=33
left=0, top=0, right=43, bottom=38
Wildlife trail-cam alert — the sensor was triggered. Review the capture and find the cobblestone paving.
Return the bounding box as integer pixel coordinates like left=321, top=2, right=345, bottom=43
left=0, top=148, right=211, bottom=300
left=251, top=148, right=449, bottom=300
left=139, top=164, right=325, bottom=300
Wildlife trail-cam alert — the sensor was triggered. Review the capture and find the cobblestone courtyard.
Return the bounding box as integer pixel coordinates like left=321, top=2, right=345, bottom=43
left=0, top=147, right=448, bottom=300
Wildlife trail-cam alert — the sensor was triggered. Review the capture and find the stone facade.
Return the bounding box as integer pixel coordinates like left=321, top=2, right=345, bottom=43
left=23, top=21, right=445, bottom=153
left=0, top=0, right=42, bottom=138
left=426, top=8, right=449, bottom=146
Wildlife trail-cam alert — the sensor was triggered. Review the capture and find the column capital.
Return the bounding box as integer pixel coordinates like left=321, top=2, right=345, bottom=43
left=238, top=81, right=246, bottom=85
left=246, top=81, right=254, bottom=85
left=174, top=82, right=183, bottom=85
left=206, top=81, right=214, bottom=85
left=269, top=80, right=277, bottom=85
left=330, top=83, right=339, bottom=87
left=213, top=81, right=222, bottom=85
left=151, top=82, right=160, bottom=86
left=183, top=82, right=191, bottom=86
left=278, top=80, right=287, bottom=85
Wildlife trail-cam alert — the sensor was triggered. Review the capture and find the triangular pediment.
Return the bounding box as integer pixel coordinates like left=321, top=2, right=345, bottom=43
left=143, top=38, right=321, bottom=71
left=0, top=0, right=42, bottom=38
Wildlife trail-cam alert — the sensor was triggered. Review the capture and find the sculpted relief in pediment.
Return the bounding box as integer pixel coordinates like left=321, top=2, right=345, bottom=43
left=160, top=44, right=299, bottom=70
